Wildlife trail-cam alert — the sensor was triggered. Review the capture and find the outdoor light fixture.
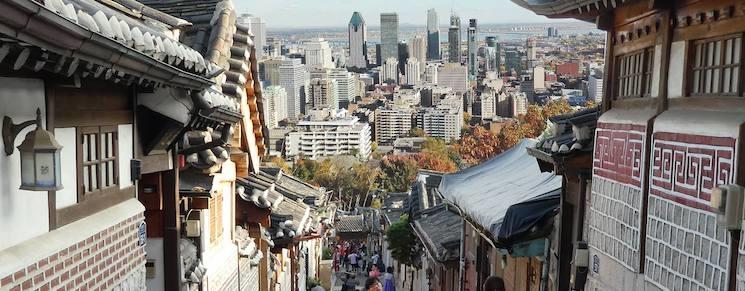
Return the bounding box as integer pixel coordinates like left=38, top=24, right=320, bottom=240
left=2, top=108, right=63, bottom=191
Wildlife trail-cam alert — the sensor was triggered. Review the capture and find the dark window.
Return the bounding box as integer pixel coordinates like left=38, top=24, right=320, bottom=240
left=690, top=34, right=742, bottom=96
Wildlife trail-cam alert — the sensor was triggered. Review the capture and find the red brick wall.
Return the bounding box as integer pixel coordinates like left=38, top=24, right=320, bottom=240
left=0, top=213, right=146, bottom=291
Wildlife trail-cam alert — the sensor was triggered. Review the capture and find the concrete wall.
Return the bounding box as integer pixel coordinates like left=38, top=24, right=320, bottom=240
left=145, top=238, right=165, bottom=291
left=0, top=78, right=49, bottom=251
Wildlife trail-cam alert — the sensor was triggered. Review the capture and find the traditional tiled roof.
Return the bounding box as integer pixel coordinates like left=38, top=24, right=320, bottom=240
left=335, top=215, right=367, bottom=233
left=531, top=106, right=599, bottom=159
left=236, top=174, right=284, bottom=209
left=142, top=0, right=265, bottom=154
left=382, top=192, right=409, bottom=224
left=510, top=0, right=604, bottom=20
left=0, top=0, right=220, bottom=89
left=261, top=167, right=327, bottom=206
left=412, top=205, right=463, bottom=262
left=270, top=197, right=310, bottom=240
left=406, top=171, right=445, bottom=219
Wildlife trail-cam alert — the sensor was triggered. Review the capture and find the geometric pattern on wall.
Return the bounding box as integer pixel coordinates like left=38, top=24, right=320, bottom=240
left=646, top=132, right=736, bottom=291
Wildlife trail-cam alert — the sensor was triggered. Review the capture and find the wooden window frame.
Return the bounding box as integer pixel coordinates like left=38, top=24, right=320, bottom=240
left=76, top=125, right=119, bottom=202
left=687, top=33, right=744, bottom=97
left=615, top=47, right=655, bottom=99
left=209, top=189, right=224, bottom=245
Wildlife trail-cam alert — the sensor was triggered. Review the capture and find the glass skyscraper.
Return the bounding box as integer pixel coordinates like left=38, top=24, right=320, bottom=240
left=380, top=13, right=399, bottom=65
left=426, top=9, right=440, bottom=60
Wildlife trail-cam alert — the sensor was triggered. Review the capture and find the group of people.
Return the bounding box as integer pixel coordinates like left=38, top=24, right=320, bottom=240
left=332, top=241, right=395, bottom=291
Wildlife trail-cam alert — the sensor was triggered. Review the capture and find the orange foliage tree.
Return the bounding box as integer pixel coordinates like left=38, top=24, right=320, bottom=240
left=457, top=99, right=574, bottom=165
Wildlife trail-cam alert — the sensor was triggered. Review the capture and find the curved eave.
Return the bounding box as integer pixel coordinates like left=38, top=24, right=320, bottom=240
left=510, top=0, right=613, bottom=21
left=0, top=0, right=213, bottom=90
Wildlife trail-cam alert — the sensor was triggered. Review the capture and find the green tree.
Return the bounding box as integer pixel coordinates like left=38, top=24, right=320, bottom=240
left=409, top=128, right=426, bottom=137
left=386, top=215, right=420, bottom=267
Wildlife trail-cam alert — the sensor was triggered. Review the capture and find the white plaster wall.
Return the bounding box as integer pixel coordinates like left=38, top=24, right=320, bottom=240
left=651, top=44, right=662, bottom=97
left=145, top=238, right=165, bottom=291
left=118, top=124, right=133, bottom=189
left=0, top=78, right=49, bottom=251
left=667, top=41, right=687, bottom=98
left=55, top=128, right=78, bottom=208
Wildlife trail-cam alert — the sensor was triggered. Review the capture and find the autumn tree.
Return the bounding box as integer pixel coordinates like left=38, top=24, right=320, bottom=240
left=456, top=126, right=502, bottom=165
left=379, top=155, right=419, bottom=192
left=409, top=128, right=426, bottom=137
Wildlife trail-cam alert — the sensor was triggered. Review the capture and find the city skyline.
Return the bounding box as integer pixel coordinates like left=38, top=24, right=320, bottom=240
left=235, top=0, right=574, bottom=28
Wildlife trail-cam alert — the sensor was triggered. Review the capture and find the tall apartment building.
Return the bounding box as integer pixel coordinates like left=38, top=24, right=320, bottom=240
left=526, top=37, right=537, bottom=70
left=447, top=13, right=461, bottom=63
left=416, top=99, right=463, bottom=140
left=328, top=69, right=357, bottom=108
left=380, top=13, right=399, bottom=64
left=348, top=12, right=368, bottom=69
left=467, top=19, right=478, bottom=79
left=485, top=36, right=501, bottom=72
left=304, top=38, right=334, bottom=70
left=380, top=58, right=399, bottom=84
left=511, top=92, right=528, bottom=116
left=438, top=63, right=468, bottom=93
left=405, top=58, right=422, bottom=86
left=588, top=68, right=603, bottom=103
left=480, top=88, right=497, bottom=120
left=279, top=58, right=307, bottom=119
left=426, top=9, right=440, bottom=60
left=408, top=35, right=427, bottom=70
left=285, top=115, right=372, bottom=160
left=424, top=63, right=439, bottom=84
left=375, top=107, right=413, bottom=144
left=309, top=78, right=338, bottom=110
left=263, top=85, right=288, bottom=127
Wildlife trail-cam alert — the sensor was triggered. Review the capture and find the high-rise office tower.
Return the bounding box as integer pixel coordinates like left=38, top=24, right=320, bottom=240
left=408, top=35, right=427, bottom=70
left=467, top=19, right=478, bottom=79
left=279, top=58, right=307, bottom=119
left=375, top=44, right=382, bottom=66
left=526, top=37, right=537, bottom=70
left=260, top=57, right=285, bottom=86
left=485, top=36, right=501, bottom=72
left=380, top=13, right=399, bottom=64
left=239, top=14, right=266, bottom=60
left=398, top=42, right=409, bottom=73
left=328, top=68, right=357, bottom=109
left=405, top=58, right=421, bottom=86
left=304, top=38, right=334, bottom=70
left=309, top=78, right=339, bottom=110
left=448, top=13, right=461, bottom=63
left=380, top=58, right=399, bottom=84
left=426, top=9, right=440, bottom=61
left=348, top=12, right=368, bottom=69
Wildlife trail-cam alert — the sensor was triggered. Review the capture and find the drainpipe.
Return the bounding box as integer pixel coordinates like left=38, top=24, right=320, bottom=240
left=540, top=238, right=550, bottom=291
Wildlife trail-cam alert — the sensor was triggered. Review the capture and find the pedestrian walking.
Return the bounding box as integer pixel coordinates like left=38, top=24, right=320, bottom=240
left=347, top=251, right=360, bottom=273
left=382, top=266, right=395, bottom=291
left=365, top=277, right=383, bottom=291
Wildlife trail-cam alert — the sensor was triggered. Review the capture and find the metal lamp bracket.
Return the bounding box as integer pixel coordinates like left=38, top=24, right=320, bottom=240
left=2, top=108, right=42, bottom=155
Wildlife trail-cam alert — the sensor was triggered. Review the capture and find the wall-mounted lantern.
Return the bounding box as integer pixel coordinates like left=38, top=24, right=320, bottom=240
left=2, top=108, right=63, bottom=191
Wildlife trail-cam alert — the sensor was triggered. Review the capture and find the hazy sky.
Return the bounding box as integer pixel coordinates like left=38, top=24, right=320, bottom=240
left=235, top=0, right=569, bottom=29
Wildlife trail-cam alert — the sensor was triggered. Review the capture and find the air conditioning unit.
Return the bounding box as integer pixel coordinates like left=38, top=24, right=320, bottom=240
left=711, top=184, right=745, bottom=230
left=185, top=210, right=201, bottom=237
left=571, top=241, right=589, bottom=290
